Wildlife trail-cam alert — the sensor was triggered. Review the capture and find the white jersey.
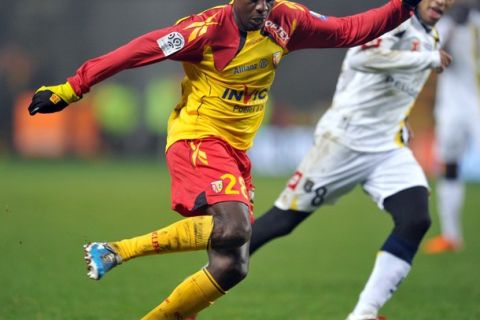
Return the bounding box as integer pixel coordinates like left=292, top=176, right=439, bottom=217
left=434, top=11, right=480, bottom=162
left=315, top=15, right=442, bottom=152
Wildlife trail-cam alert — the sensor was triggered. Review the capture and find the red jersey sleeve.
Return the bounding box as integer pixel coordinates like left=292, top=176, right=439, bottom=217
left=67, top=13, right=212, bottom=96
left=285, top=0, right=412, bottom=51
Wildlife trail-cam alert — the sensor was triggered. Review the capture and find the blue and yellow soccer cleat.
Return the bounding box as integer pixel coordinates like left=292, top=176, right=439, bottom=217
left=83, top=242, right=122, bottom=280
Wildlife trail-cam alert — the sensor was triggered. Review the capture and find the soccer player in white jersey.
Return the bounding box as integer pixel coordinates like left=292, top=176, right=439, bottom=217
left=423, top=0, right=480, bottom=254
left=247, top=0, right=454, bottom=319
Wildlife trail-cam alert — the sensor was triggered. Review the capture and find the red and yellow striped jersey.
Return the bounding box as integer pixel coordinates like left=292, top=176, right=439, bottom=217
left=68, top=0, right=411, bottom=150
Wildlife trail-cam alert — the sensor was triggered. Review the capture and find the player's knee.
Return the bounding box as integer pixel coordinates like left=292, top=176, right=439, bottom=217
left=395, top=206, right=431, bottom=245
left=211, top=216, right=251, bottom=249
left=444, top=162, right=459, bottom=180
left=209, top=202, right=252, bottom=249
left=208, top=249, right=249, bottom=289
left=382, top=198, right=431, bottom=264
left=219, top=223, right=251, bottom=248
left=404, top=211, right=431, bottom=237
left=385, top=186, right=431, bottom=245
left=222, top=255, right=249, bottom=283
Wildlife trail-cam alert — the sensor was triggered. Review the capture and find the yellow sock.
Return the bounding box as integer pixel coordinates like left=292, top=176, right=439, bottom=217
left=141, top=268, right=225, bottom=320
left=110, top=216, right=213, bottom=261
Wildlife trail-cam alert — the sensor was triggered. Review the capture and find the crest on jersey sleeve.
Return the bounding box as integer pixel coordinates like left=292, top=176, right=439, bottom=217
left=157, top=32, right=185, bottom=57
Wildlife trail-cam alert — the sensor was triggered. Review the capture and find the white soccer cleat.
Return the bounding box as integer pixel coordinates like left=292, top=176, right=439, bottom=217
left=83, top=242, right=122, bottom=280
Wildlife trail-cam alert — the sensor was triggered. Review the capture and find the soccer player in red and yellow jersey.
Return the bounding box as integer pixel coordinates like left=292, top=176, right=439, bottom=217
left=29, top=0, right=422, bottom=319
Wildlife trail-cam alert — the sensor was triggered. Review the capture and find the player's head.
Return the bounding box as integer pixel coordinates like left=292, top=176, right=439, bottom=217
left=233, top=0, right=275, bottom=31
left=417, top=0, right=456, bottom=26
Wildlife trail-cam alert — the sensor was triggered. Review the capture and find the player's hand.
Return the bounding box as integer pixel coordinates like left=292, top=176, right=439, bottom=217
left=28, top=82, right=80, bottom=116
left=402, top=0, right=422, bottom=8
left=435, top=49, right=453, bottom=73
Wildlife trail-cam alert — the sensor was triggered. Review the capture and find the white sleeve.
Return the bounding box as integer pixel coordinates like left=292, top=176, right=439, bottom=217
left=347, top=27, right=441, bottom=74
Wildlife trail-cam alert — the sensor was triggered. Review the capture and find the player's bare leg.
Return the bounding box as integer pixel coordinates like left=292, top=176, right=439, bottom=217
left=141, top=201, right=251, bottom=319
left=184, top=206, right=311, bottom=320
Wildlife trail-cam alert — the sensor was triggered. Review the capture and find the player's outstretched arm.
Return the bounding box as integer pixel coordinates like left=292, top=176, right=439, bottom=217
left=28, top=12, right=208, bottom=116
left=347, top=28, right=444, bottom=74
left=28, top=82, right=80, bottom=115
left=27, top=28, right=170, bottom=116
left=327, top=0, right=415, bottom=47
left=287, top=0, right=421, bottom=51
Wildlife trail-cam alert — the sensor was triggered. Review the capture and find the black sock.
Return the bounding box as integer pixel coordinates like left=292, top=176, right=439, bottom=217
left=249, top=206, right=312, bottom=255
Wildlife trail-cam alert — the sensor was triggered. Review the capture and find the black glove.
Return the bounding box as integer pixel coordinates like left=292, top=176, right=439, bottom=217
left=28, top=90, right=69, bottom=115
left=28, top=82, right=80, bottom=116
left=402, top=0, right=422, bottom=8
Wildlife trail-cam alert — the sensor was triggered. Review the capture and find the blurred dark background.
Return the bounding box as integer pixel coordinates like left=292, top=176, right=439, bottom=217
left=2, top=0, right=479, bottom=179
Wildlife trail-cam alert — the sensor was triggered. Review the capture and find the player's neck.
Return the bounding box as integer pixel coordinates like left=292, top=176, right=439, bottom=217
left=232, top=6, right=247, bottom=33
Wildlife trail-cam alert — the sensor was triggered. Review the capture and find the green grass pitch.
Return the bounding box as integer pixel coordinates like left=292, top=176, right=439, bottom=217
left=1, top=160, right=479, bottom=319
